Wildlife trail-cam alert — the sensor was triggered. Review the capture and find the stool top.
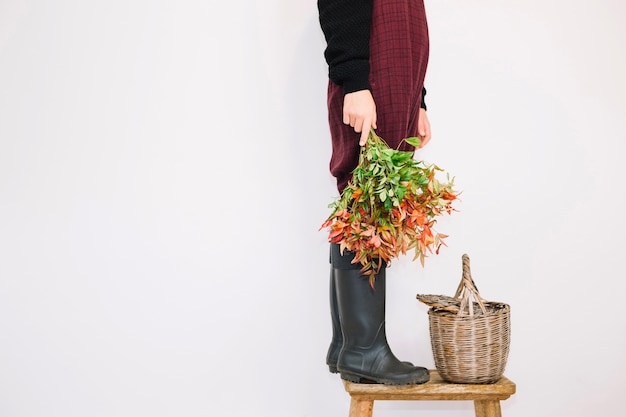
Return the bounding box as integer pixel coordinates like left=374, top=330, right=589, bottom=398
left=343, top=370, right=516, bottom=401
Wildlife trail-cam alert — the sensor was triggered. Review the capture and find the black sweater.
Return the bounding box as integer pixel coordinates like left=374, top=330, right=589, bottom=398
left=317, top=0, right=427, bottom=109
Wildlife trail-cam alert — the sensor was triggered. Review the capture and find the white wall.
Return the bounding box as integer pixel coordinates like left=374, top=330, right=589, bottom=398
left=1, top=1, right=624, bottom=416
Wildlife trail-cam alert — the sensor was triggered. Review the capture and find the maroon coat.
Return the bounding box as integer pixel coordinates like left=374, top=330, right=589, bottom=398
left=319, top=0, right=430, bottom=193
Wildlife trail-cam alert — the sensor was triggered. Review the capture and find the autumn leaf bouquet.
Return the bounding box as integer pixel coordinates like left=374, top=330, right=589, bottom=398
left=320, top=130, right=459, bottom=286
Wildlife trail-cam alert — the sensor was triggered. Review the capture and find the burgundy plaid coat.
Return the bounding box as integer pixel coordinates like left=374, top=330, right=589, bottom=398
left=323, top=0, right=430, bottom=193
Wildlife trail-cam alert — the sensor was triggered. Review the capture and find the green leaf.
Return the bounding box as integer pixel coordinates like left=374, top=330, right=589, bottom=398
left=391, top=151, right=412, bottom=164
left=405, top=137, right=421, bottom=147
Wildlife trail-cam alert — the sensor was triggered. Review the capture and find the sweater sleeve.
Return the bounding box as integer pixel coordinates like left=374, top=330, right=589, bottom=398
left=317, top=0, right=373, bottom=94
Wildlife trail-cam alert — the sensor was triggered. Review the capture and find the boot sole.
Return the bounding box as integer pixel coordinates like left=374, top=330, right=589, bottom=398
left=329, top=362, right=414, bottom=376
left=340, top=371, right=430, bottom=385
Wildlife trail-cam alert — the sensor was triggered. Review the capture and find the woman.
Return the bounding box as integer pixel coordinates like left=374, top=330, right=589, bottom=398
left=318, top=0, right=431, bottom=385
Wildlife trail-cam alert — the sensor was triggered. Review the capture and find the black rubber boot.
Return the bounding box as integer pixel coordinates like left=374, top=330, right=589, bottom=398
left=331, top=244, right=430, bottom=385
left=327, top=252, right=413, bottom=374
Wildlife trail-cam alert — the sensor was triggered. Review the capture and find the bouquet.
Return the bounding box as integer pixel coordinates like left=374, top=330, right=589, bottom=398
left=320, top=130, right=459, bottom=287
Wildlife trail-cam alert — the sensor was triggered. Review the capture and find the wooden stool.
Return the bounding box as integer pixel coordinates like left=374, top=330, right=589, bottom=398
left=343, top=370, right=516, bottom=417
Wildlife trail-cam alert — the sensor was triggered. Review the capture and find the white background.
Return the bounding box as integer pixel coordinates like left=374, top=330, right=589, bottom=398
left=1, top=0, right=625, bottom=416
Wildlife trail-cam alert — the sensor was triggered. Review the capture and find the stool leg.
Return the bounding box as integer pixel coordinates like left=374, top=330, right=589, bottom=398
left=349, top=398, right=374, bottom=417
left=474, top=400, right=502, bottom=417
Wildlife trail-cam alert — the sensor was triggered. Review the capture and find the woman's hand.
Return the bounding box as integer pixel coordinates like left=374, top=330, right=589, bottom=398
left=417, top=108, right=431, bottom=148
left=343, top=90, right=377, bottom=146
left=343, top=92, right=431, bottom=148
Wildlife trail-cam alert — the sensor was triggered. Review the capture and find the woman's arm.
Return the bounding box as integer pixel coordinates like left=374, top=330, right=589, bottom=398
left=318, top=1, right=430, bottom=146
left=317, top=0, right=374, bottom=94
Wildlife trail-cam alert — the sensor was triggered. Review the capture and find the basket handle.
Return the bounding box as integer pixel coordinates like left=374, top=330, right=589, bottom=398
left=453, top=254, right=487, bottom=316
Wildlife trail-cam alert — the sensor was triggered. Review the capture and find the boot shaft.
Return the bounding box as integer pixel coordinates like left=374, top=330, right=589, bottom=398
left=330, top=243, right=388, bottom=348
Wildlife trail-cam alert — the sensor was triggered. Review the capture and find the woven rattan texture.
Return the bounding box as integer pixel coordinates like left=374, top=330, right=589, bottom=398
left=417, top=254, right=511, bottom=384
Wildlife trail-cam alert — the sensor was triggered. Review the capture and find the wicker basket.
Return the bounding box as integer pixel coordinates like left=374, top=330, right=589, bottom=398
left=416, top=254, right=510, bottom=384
